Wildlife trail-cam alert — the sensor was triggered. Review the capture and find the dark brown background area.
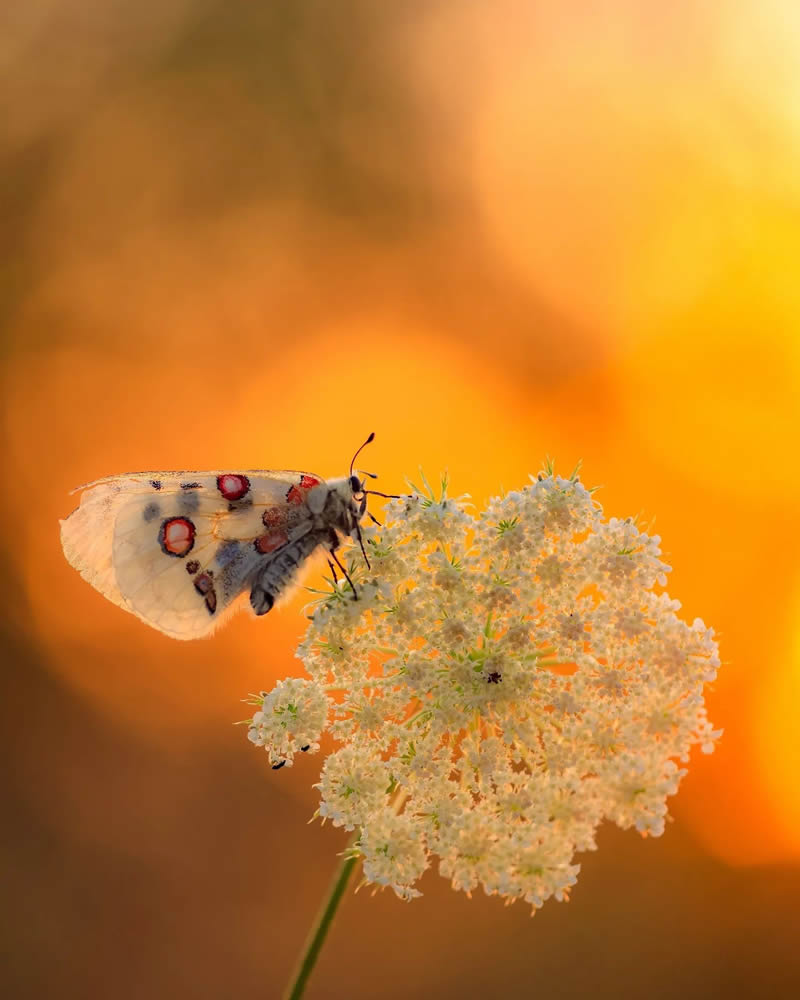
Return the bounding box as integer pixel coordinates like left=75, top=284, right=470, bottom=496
left=3, top=2, right=800, bottom=998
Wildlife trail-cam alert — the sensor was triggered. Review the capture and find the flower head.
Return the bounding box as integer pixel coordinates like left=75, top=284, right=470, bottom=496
left=247, top=467, right=721, bottom=909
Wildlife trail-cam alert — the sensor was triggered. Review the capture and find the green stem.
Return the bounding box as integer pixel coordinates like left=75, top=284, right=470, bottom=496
left=283, top=838, right=359, bottom=1000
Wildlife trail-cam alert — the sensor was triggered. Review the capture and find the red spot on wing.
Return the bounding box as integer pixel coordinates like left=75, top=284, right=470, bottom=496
left=216, top=474, right=251, bottom=501
left=159, top=517, right=196, bottom=557
left=262, top=507, right=285, bottom=528
left=255, top=530, right=288, bottom=554
left=286, top=475, right=321, bottom=504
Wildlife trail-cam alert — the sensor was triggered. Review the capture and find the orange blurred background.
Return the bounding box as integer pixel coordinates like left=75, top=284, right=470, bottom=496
left=2, top=1, right=799, bottom=997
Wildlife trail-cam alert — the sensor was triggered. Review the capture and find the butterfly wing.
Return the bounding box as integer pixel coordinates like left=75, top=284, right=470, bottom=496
left=61, top=470, right=327, bottom=639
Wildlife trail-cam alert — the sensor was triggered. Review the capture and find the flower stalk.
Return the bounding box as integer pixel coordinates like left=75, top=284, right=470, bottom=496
left=283, top=837, right=359, bottom=1000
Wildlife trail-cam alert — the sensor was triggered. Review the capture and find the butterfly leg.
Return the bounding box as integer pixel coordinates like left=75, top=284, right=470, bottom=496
left=327, top=533, right=358, bottom=600
left=327, top=558, right=339, bottom=584
left=330, top=550, right=357, bottom=599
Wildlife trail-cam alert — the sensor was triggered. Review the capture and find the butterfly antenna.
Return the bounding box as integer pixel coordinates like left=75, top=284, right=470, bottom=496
left=364, top=489, right=403, bottom=500
left=350, top=431, right=375, bottom=478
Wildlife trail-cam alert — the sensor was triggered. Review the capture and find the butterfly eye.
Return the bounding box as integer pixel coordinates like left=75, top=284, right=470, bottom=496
left=349, top=475, right=362, bottom=494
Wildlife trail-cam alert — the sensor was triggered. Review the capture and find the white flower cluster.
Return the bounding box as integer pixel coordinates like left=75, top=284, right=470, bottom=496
left=247, top=469, right=721, bottom=909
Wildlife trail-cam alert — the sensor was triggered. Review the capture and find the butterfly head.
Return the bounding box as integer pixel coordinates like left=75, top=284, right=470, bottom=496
left=350, top=474, right=368, bottom=516
left=319, top=435, right=401, bottom=577
left=322, top=474, right=369, bottom=534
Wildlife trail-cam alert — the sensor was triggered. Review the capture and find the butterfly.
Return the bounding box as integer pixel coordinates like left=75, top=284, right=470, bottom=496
left=60, top=433, right=398, bottom=640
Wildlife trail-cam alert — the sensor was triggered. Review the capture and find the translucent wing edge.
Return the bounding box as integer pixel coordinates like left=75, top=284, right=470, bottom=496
left=60, top=483, right=131, bottom=611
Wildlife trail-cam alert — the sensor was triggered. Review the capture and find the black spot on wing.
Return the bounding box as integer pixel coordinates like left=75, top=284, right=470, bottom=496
left=179, top=491, right=201, bottom=514
left=142, top=502, right=161, bottom=523
left=180, top=482, right=202, bottom=489
left=227, top=495, right=253, bottom=512
left=192, top=571, right=217, bottom=614
left=150, top=480, right=162, bottom=491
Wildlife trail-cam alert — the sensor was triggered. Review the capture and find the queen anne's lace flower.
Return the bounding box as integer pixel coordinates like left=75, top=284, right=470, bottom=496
left=247, top=677, right=329, bottom=767
left=247, top=468, right=721, bottom=909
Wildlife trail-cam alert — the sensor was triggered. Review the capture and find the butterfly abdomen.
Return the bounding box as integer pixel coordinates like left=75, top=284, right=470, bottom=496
left=249, top=529, right=328, bottom=615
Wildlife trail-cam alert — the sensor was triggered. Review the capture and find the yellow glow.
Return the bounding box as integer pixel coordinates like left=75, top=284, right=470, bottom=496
left=753, top=581, right=800, bottom=855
